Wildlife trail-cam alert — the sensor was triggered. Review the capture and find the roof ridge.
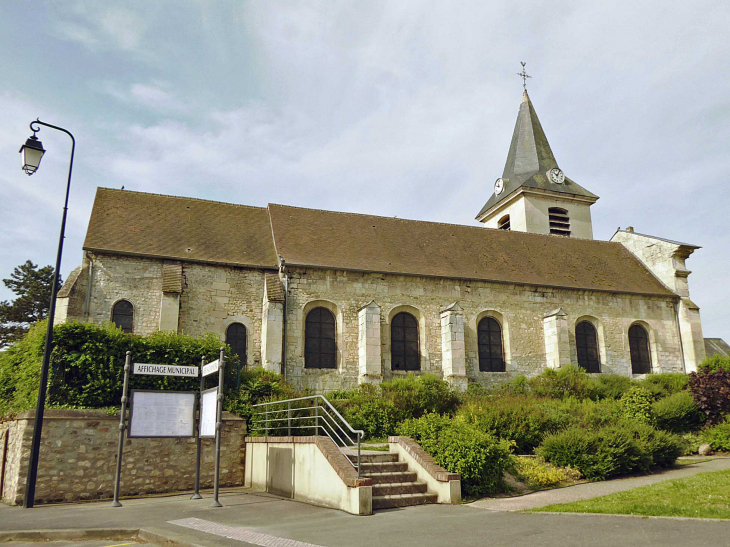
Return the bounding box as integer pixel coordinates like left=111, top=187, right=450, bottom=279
left=268, top=202, right=621, bottom=246
left=97, top=187, right=267, bottom=211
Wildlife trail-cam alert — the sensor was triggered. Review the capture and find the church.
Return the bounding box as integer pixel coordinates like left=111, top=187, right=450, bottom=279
left=54, top=90, right=706, bottom=392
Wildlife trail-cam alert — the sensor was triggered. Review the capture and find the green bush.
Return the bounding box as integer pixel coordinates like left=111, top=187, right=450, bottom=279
left=701, top=421, right=730, bottom=452
left=537, top=426, right=646, bottom=480
left=700, top=355, right=730, bottom=373
left=527, top=365, right=593, bottom=400
left=638, top=373, right=689, bottom=397
left=512, top=456, right=582, bottom=488
left=398, top=414, right=513, bottom=497
left=0, top=321, right=237, bottom=417
left=334, top=374, right=460, bottom=439
left=457, top=395, right=574, bottom=454
left=537, top=421, right=683, bottom=481
left=653, top=391, right=705, bottom=433
left=619, top=386, right=655, bottom=424
left=589, top=374, right=633, bottom=400
left=630, top=422, right=685, bottom=469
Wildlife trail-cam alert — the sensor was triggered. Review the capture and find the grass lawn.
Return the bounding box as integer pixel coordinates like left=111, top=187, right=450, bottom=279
left=533, top=469, right=730, bottom=519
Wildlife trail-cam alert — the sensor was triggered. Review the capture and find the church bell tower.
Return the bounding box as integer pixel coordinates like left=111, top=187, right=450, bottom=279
left=476, top=68, right=598, bottom=239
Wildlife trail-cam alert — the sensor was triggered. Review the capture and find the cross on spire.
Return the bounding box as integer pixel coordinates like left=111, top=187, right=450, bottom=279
left=517, top=61, right=531, bottom=90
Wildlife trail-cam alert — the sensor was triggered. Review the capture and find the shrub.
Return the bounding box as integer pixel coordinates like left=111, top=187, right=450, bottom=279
left=538, top=425, right=647, bottom=480
left=589, top=374, right=633, bottom=400
left=397, top=414, right=513, bottom=497
left=334, top=374, right=460, bottom=439
left=653, top=391, right=705, bottom=433
left=688, top=368, right=730, bottom=425
left=629, top=422, right=685, bottom=469
left=527, top=365, right=593, bottom=400
left=638, top=373, right=689, bottom=397
left=700, top=355, right=730, bottom=373
left=512, top=456, right=581, bottom=488
left=457, top=395, right=573, bottom=454
left=0, top=321, right=236, bottom=416
left=619, top=386, right=655, bottom=424
left=537, top=421, right=682, bottom=481
left=701, top=421, right=730, bottom=452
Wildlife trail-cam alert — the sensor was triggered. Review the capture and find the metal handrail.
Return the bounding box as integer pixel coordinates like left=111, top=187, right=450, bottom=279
left=251, top=395, right=364, bottom=476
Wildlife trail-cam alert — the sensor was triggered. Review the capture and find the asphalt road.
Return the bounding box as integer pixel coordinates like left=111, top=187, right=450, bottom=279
left=1, top=487, right=729, bottom=547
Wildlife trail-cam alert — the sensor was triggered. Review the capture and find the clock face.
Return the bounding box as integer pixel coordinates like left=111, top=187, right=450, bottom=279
left=494, top=178, right=505, bottom=195
left=549, top=168, right=565, bottom=184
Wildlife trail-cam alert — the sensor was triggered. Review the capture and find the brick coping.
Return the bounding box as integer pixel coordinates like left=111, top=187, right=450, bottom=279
left=245, top=436, right=372, bottom=488
left=3, top=408, right=244, bottom=422
left=389, top=436, right=461, bottom=482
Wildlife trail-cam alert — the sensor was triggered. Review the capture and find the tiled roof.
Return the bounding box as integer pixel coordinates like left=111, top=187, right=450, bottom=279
left=83, top=188, right=278, bottom=269
left=83, top=188, right=677, bottom=297
left=267, top=204, right=675, bottom=297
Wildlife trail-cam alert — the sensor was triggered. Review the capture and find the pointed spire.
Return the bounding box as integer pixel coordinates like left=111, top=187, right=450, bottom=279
left=476, top=91, right=598, bottom=220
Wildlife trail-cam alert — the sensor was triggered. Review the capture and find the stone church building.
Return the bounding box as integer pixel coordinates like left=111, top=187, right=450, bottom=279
left=55, top=91, right=706, bottom=391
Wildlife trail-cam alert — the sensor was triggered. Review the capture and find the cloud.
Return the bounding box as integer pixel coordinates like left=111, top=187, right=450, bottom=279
left=102, top=81, right=187, bottom=112
left=52, top=2, right=151, bottom=53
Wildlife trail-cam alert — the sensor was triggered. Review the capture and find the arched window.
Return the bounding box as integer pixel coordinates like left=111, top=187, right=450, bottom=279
left=548, top=207, right=570, bottom=236
left=112, top=300, right=134, bottom=333
left=498, top=215, right=511, bottom=230
left=226, top=323, right=247, bottom=368
left=629, top=324, right=652, bottom=374
left=478, top=317, right=505, bottom=372
left=305, top=307, right=336, bottom=369
left=391, top=312, right=419, bottom=371
left=576, top=321, right=600, bottom=373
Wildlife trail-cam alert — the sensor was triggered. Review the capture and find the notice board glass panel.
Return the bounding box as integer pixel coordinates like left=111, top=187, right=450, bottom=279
left=200, top=387, right=219, bottom=438
left=129, top=390, right=195, bottom=438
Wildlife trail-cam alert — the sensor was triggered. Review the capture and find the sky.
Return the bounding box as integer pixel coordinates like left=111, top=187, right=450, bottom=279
left=1, top=1, right=728, bottom=343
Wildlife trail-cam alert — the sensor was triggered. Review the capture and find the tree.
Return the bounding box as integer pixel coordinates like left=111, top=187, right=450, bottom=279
left=0, top=261, right=62, bottom=348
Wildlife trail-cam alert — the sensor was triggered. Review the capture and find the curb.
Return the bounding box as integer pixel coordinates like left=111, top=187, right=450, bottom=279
left=0, top=527, right=207, bottom=546
left=0, top=528, right=139, bottom=543
left=526, top=511, right=730, bottom=523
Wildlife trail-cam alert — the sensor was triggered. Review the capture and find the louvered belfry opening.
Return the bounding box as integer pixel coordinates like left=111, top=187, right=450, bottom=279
left=498, top=215, right=511, bottom=230
left=548, top=207, right=571, bottom=236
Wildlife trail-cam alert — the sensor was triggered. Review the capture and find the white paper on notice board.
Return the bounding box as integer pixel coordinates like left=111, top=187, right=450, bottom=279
left=128, top=391, right=195, bottom=438
left=200, top=387, right=218, bottom=438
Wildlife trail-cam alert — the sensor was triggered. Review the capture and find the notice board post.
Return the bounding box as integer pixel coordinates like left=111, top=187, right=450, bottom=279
left=191, top=355, right=206, bottom=500
left=211, top=347, right=225, bottom=508
left=111, top=351, right=131, bottom=507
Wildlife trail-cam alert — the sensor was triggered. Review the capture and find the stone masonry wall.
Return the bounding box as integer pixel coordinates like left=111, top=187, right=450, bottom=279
left=284, top=267, right=683, bottom=392
left=178, top=263, right=268, bottom=368
left=0, top=409, right=246, bottom=506
left=68, top=253, right=270, bottom=369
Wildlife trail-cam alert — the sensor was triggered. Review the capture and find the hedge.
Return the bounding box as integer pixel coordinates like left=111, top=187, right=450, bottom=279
left=397, top=413, right=513, bottom=497
left=0, top=321, right=236, bottom=417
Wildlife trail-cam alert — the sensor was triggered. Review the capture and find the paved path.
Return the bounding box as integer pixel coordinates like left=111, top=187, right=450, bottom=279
left=1, top=482, right=730, bottom=547
left=468, top=456, right=730, bottom=511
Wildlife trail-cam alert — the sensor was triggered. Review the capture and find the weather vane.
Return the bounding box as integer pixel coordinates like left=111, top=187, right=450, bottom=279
left=517, top=61, right=531, bottom=90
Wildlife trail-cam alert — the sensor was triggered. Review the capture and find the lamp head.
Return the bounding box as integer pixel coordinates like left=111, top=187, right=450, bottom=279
left=19, top=134, right=45, bottom=176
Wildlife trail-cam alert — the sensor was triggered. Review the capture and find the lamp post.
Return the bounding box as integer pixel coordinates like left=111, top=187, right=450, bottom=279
left=18, top=119, right=75, bottom=509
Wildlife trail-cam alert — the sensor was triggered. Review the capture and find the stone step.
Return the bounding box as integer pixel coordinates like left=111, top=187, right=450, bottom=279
left=372, top=492, right=438, bottom=510
left=348, top=452, right=399, bottom=464
left=362, top=471, right=418, bottom=484
left=372, top=481, right=428, bottom=497
left=360, top=461, right=408, bottom=473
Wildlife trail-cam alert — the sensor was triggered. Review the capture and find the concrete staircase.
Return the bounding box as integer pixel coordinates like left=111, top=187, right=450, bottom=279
left=350, top=451, right=437, bottom=510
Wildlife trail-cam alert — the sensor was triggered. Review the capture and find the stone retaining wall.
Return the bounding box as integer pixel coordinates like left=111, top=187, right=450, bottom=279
left=0, top=409, right=246, bottom=505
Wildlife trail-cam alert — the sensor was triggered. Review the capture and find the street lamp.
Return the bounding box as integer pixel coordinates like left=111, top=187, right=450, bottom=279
left=19, top=119, right=75, bottom=509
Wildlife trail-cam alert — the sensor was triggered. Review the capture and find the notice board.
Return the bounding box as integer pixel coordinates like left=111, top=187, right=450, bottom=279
left=129, top=390, right=196, bottom=438
left=199, top=387, right=218, bottom=438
